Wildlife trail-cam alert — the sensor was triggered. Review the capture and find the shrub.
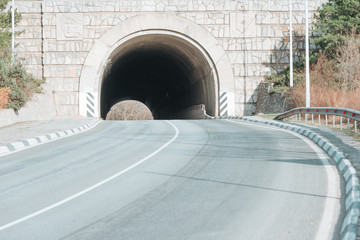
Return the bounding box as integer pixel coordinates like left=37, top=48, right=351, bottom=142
left=0, top=87, right=10, bottom=108
left=336, top=33, right=360, bottom=91
left=0, top=58, right=44, bottom=110
left=0, top=0, right=21, bottom=61
left=266, top=0, right=360, bottom=111
left=0, top=0, right=44, bottom=111
left=288, top=35, right=360, bottom=110
left=313, top=0, right=360, bottom=58
left=266, top=66, right=304, bottom=94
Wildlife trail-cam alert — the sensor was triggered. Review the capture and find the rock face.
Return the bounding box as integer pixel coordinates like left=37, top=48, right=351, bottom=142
left=255, top=83, right=293, bottom=114
left=106, top=100, right=154, bottom=120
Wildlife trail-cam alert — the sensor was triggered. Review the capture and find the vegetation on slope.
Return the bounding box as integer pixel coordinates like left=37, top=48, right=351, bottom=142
left=0, top=0, right=44, bottom=111
left=267, top=0, right=360, bottom=110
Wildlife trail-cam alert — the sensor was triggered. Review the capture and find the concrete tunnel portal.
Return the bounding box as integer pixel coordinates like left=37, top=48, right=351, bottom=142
left=100, top=33, right=218, bottom=120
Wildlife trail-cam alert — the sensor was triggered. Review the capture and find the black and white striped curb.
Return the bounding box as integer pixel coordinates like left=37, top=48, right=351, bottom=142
left=218, top=116, right=359, bottom=240
left=0, top=119, right=101, bottom=157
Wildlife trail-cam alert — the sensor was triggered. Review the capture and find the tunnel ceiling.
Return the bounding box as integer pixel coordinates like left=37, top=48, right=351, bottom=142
left=100, top=34, right=217, bottom=119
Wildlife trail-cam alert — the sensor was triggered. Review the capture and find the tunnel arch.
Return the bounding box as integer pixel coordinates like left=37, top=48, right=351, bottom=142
left=100, top=30, right=218, bottom=119
left=79, top=13, right=235, bottom=118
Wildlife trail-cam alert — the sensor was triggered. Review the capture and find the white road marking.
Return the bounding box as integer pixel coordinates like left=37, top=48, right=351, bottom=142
left=226, top=119, right=341, bottom=240
left=0, top=120, right=179, bottom=231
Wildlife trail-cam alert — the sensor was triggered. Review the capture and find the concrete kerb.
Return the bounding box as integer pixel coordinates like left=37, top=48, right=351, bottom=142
left=218, top=116, right=359, bottom=240
left=0, top=119, right=102, bottom=158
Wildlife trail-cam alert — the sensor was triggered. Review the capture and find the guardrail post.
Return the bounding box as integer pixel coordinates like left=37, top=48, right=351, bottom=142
left=325, top=115, right=328, bottom=126
left=311, top=114, right=314, bottom=124
left=318, top=115, right=321, bottom=126
left=333, top=115, right=335, bottom=128
left=356, top=121, right=358, bottom=133
left=299, top=114, right=301, bottom=121
left=340, top=117, right=343, bottom=130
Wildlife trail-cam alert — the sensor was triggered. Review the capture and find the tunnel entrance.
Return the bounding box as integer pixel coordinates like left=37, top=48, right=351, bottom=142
left=100, top=33, right=217, bottom=119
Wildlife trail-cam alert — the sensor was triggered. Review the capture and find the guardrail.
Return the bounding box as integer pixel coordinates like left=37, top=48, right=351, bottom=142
left=274, top=107, right=360, bottom=133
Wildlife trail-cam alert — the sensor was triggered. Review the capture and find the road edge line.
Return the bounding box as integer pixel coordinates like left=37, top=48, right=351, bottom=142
left=0, top=119, right=102, bottom=158
left=0, top=120, right=179, bottom=232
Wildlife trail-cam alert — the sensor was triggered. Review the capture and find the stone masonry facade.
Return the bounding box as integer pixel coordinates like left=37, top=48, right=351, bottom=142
left=14, top=0, right=326, bottom=117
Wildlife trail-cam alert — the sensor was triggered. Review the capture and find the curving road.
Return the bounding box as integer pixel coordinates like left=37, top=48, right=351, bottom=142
left=0, top=120, right=342, bottom=240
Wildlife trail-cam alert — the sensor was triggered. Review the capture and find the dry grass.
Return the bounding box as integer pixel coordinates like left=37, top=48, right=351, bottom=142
left=288, top=34, right=360, bottom=110
left=290, top=84, right=360, bottom=109
left=0, top=87, right=10, bottom=109
left=337, top=33, right=360, bottom=91
left=106, top=100, right=154, bottom=120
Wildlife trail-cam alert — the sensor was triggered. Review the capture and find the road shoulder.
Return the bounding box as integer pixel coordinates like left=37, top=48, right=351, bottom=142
left=0, top=118, right=101, bottom=156
left=219, top=116, right=358, bottom=240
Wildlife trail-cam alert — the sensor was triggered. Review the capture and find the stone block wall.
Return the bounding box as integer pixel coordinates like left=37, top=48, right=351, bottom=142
left=16, top=1, right=42, bottom=79
left=14, top=0, right=326, bottom=117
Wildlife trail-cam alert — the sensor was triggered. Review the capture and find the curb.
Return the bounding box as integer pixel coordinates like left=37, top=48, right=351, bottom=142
left=0, top=119, right=101, bottom=157
left=218, top=116, right=359, bottom=240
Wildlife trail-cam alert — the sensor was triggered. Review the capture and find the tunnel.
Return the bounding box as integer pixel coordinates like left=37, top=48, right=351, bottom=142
left=100, top=33, right=217, bottom=119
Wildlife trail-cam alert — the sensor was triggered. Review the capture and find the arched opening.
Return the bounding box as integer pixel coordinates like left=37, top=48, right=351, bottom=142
left=100, top=33, right=217, bottom=119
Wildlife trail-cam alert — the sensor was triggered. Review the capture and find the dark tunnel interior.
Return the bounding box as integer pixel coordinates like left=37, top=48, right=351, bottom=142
left=100, top=34, right=217, bottom=119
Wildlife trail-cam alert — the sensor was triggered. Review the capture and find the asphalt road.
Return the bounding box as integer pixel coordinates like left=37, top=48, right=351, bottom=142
left=0, top=120, right=342, bottom=240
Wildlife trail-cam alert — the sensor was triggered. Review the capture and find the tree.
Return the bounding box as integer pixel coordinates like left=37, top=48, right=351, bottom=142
left=0, top=0, right=21, bottom=60
left=313, top=0, right=360, bottom=57
left=267, top=0, right=360, bottom=105
left=0, top=0, right=43, bottom=111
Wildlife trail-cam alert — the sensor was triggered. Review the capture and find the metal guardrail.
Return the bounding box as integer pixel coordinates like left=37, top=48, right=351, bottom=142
left=274, top=107, right=360, bottom=133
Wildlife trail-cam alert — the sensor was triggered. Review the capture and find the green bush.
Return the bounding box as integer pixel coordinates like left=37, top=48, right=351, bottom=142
left=0, top=0, right=21, bottom=61
left=269, top=0, right=360, bottom=93
left=313, top=0, right=360, bottom=58
left=0, top=59, right=25, bottom=110
left=266, top=65, right=304, bottom=94
left=0, top=0, right=44, bottom=110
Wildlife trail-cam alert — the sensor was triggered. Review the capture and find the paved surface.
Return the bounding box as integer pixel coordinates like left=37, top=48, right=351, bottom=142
left=0, top=119, right=96, bottom=146
left=253, top=116, right=360, bottom=163
left=0, top=120, right=341, bottom=239
left=283, top=121, right=360, bottom=173
left=231, top=116, right=360, bottom=239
